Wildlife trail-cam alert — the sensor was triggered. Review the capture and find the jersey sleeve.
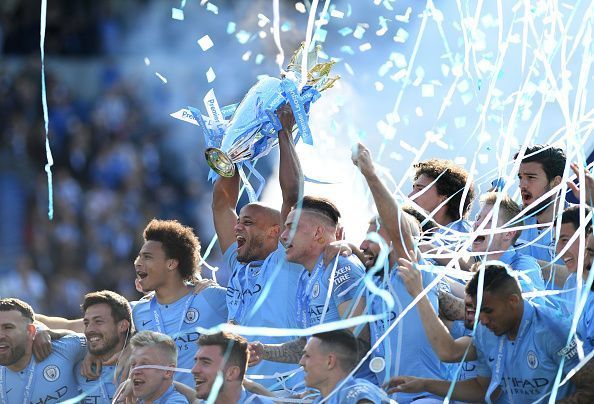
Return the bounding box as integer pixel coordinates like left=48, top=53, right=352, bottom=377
left=52, top=333, right=87, bottom=364
left=330, top=256, right=365, bottom=307
left=541, top=311, right=580, bottom=373
left=202, top=286, right=229, bottom=322
left=342, top=381, right=386, bottom=403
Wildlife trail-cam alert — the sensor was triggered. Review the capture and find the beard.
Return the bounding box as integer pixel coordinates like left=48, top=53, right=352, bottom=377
left=87, top=333, right=121, bottom=357
left=237, top=234, right=266, bottom=263
left=0, top=342, right=26, bottom=367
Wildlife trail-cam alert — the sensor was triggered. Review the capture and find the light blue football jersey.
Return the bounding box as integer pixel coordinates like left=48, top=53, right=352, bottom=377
left=138, top=384, right=188, bottom=403
left=367, top=261, right=445, bottom=403
left=577, top=291, right=594, bottom=354
left=499, top=249, right=546, bottom=292
left=224, top=242, right=304, bottom=390
left=473, top=300, right=579, bottom=403
left=448, top=321, right=479, bottom=382
left=238, top=386, right=275, bottom=403
left=76, top=364, right=117, bottom=403
left=296, top=254, right=366, bottom=327
left=0, top=334, right=86, bottom=403
left=425, top=219, right=472, bottom=267
left=311, top=375, right=391, bottom=403
left=132, top=286, right=227, bottom=387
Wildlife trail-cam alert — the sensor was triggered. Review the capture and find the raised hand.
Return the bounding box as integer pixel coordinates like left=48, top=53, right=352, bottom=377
left=568, top=163, right=594, bottom=206
left=351, top=142, right=376, bottom=178
left=397, top=249, right=424, bottom=298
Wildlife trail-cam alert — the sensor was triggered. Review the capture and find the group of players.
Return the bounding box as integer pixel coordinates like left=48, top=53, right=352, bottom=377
left=1, top=105, right=594, bottom=403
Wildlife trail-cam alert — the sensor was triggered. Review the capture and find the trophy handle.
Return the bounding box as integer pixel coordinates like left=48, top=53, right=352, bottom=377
left=205, top=147, right=236, bottom=178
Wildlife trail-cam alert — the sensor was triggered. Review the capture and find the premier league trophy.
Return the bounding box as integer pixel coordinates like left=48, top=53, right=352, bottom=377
left=171, top=43, right=339, bottom=179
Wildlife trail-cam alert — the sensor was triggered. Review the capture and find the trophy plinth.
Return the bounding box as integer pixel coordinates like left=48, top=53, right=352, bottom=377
left=205, top=147, right=235, bottom=178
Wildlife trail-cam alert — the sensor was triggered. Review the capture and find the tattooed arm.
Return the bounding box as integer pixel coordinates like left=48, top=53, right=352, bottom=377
left=438, top=289, right=465, bottom=322
left=248, top=337, right=307, bottom=365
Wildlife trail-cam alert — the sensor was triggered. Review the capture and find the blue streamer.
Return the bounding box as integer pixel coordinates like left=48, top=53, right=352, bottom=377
left=40, top=0, right=53, bottom=220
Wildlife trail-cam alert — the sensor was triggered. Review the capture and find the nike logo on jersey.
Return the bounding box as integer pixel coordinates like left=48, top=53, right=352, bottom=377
left=142, top=320, right=152, bottom=326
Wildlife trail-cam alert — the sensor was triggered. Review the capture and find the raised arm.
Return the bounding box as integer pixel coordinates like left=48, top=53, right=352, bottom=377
left=277, top=104, right=303, bottom=226
left=397, top=252, right=476, bottom=362
left=352, top=143, right=414, bottom=259
left=212, top=171, right=240, bottom=254
left=35, top=314, right=84, bottom=333
left=248, top=337, right=307, bottom=365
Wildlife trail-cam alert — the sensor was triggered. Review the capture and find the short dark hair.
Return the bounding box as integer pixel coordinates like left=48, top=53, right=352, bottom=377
left=143, top=219, right=201, bottom=282
left=297, top=196, right=341, bottom=226
left=560, top=205, right=593, bottom=235
left=198, top=332, right=249, bottom=379
left=402, top=205, right=438, bottom=233
left=0, top=298, right=34, bottom=323
left=81, top=290, right=135, bottom=334
left=312, top=329, right=358, bottom=372
left=514, top=145, right=566, bottom=182
left=413, top=159, right=474, bottom=221
left=465, top=263, right=521, bottom=297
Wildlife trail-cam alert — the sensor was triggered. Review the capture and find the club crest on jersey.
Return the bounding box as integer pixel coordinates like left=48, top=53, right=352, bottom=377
left=312, top=282, right=320, bottom=298
left=43, top=365, right=60, bottom=381
left=527, top=350, right=539, bottom=369
left=185, top=308, right=200, bottom=324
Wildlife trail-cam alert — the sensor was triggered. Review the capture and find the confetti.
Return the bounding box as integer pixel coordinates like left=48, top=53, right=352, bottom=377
left=226, top=22, right=236, bottom=34
left=393, top=28, right=409, bottom=43
left=338, top=27, right=353, bottom=36
left=395, top=7, right=412, bottom=23
left=235, top=30, right=251, bottom=44
left=257, top=14, right=270, bottom=27
left=376, top=16, right=389, bottom=36
left=197, top=35, right=214, bottom=51
left=206, top=3, right=218, bottom=14
left=255, top=54, right=264, bottom=65
left=144, top=57, right=150, bottom=66
left=242, top=51, right=252, bottom=61
left=353, top=25, right=366, bottom=39
left=155, top=72, right=168, bottom=83
left=374, top=81, right=384, bottom=91
left=295, top=2, right=306, bottom=13
left=330, top=9, right=344, bottom=19
left=206, top=67, right=216, bottom=83
left=359, top=43, right=372, bottom=52
left=421, top=84, right=434, bottom=97
left=171, top=8, right=184, bottom=20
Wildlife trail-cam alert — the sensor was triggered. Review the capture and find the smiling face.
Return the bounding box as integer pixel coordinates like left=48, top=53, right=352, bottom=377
left=556, top=222, right=581, bottom=273
left=0, top=310, right=33, bottom=368
left=359, top=221, right=390, bottom=269
left=83, top=303, right=123, bottom=358
left=191, top=345, right=225, bottom=399
left=234, top=205, right=278, bottom=263
left=129, top=346, right=173, bottom=401
left=134, top=240, right=171, bottom=292
left=464, top=295, right=476, bottom=330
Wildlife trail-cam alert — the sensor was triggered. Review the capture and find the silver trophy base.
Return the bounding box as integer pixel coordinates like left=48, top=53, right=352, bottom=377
left=205, top=147, right=235, bottom=178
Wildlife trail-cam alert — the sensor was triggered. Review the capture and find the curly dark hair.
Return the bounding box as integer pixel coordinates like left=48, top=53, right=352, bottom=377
left=413, top=159, right=474, bottom=221
left=143, top=219, right=201, bottom=282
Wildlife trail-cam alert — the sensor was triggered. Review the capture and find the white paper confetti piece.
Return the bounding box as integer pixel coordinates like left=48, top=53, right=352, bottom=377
left=374, top=81, right=384, bottom=91
left=242, top=51, right=252, bottom=61
left=421, top=84, right=434, bottom=97
left=390, top=52, right=407, bottom=68
left=359, top=43, right=372, bottom=52
left=235, top=30, right=250, bottom=44
left=340, top=45, right=355, bottom=55
left=377, top=120, right=396, bottom=139
left=227, top=22, right=236, bottom=34
left=376, top=16, right=389, bottom=36
left=353, top=25, right=366, bottom=39
left=314, top=28, right=328, bottom=42
left=144, top=57, right=150, bottom=66
left=155, top=72, right=168, bottom=83
left=393, top=28, right=409, bottom=43
left=171, top=8, right=184, bottom=20
left=206, top=67, right=216, bottom=83
left=331, top=9, right=344, bottom=19
left=257, top=13, right=270, bottom=27
left=344, top=63, right=354, bottom=75
left=255, top=54, right=264, bottom=65
left=206, top=3, right=218, bottom=14
left=197, top=35, right=214, bottom=51
left=338, top=27, right=353, bottom=36
left=395, top=7, right=412, bottom=23
left=295, top=2, right=306, bottom=13
left=454, top=157, right=467, bottom=165
left=415, top=107, right=423, bottom=117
